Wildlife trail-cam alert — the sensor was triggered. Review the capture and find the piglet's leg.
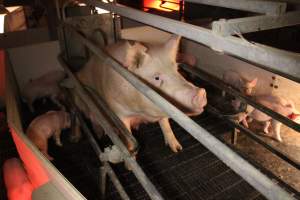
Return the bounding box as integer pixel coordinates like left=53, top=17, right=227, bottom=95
left=39, top=142, right=54, bottom=160
left=263, top=121, right=271, bottom=134
left=271, top=120, right=283, bottom=142
left=159, top=118, right=182, bottom=153
left=53, top=130, right=63, bottom=146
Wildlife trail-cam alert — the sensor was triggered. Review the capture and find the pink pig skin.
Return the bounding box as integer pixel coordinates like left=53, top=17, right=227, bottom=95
left=3, top=158, right=33, bottom=200
left=74, top=35, right=207, bottom=153
left=26, top=111, right=71, bottom=160
left=223, top=70, right=257, bottom=96
left=233, top=95, right=300, bottom=142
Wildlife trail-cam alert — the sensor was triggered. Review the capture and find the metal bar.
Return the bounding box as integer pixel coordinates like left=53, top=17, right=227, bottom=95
left=72, top=105, right=130, bottom=200
left=66, top=25, right=295, bottom=200
left=104, top=163, right=130, bottom=200
left=99, top=166, right=107, bottom=199
left=84, top=0, right=300, bottom=83
left=180, top=64, right=300, bottom=133
left=184, top=0, right=287, bottom=15
left=212, top=11, right=300, bottom=36
left=58, top=56, right=165, bottom=200
left=206, top=105, right=300, bottom=170
left=216, top=131, right=300, bottom=198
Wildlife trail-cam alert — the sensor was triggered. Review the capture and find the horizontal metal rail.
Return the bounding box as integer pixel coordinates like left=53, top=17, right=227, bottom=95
left=84, top=0, right=300, bottom=83
left=180, top=64, right=300, bottom=133
left=212, top=11, right=300, bottom=36
left=185, top=0, right=287, bottom=15
left=206, top=105, right=300, bottom=170
left=65, top=24, right=295, bottom=200
left=58, top=56, right=164, bottom=200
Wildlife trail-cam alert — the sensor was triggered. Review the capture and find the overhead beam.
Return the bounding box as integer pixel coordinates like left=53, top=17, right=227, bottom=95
left=84, top=0, right=300, bottom=82
left=212, top=11, right=300, bottom=36
left=185, top=0, right=287, bottom=16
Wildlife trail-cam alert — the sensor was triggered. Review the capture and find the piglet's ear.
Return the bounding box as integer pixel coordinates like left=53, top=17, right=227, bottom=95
left=248, top=78, right=257, bottom=87
left=164, top=35, right=181, bottom=60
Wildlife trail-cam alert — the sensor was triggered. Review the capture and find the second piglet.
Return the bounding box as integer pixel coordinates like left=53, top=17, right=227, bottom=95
left=232, top=95, right=300, bottom=142
left=22, top=70, right=66, bottom=112
left=222, top=70, right=257, bottom=96
left=26, top=111, right=71, bottom=160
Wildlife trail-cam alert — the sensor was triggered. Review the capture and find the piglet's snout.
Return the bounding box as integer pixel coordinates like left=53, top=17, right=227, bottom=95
left=191, top=88, right=207, bottom=110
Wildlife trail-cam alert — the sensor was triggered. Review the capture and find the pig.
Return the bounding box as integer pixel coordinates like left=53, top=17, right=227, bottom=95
left=222, top=70, right=257, bottom=96
left=22, top=70, right=66, bottom=112
left=232, top=95, right=300, bottom=142
left=177, top=53, right=197, bottom=66
left=3, top=158, right=33, bottom=200
left=74, top=35, right=207, bottom=153
left=26, top=111, right=71, bottom=160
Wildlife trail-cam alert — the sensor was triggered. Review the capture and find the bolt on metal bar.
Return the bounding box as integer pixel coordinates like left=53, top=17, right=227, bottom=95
left=58, top=56, right=165, bottom=200
left=206, top=104, right=300, bottom=170
left=185, top=0, right=287, bottom=16
left=212, top=11, right=300, bottom=36
left=180, top=64, right=300, bottom=133
left=66, top=25, right=295, bottom=200
left=83, top=0, right=300, bottom=83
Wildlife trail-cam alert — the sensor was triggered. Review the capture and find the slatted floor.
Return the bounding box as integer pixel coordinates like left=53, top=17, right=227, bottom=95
left=103, top=113, right=266, bottom=200
left=1, top=101, right=269, bottom=200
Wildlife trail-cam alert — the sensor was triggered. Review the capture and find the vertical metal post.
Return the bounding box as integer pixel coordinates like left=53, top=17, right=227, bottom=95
left=179, top=0, right=184, bottom=21
left=100, top=166, right=107, bottom=199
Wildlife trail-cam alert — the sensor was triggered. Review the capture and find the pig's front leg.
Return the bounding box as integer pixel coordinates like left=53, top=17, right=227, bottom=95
left=53, top=130, right=63, bottom=146
left=159, top=118, right=182, bottom=153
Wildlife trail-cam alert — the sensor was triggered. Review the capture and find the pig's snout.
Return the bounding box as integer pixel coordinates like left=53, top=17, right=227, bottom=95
left=191, top=88, right=207, bottom=111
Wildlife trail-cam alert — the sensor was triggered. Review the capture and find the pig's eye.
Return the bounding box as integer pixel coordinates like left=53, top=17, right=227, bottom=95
left=153, top=74, right=163, bottom=86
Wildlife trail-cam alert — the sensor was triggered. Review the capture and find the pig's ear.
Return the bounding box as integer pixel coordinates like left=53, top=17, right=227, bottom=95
left=248, top=78, right=257, bottom=87
left=165, top=35, right=181, bottom=59
left=126, top=42, right=149, bottom=70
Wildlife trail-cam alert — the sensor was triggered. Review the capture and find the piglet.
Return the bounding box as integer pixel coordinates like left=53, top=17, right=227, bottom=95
left=3, top=158, right=33, bottom=200
left=222, top=70, right=257, bottom=96
left=22, top=70, right=66, bottom=112
left=232, top=95, right=300, bottom=142
left=26, top=111, right=71, bottom=160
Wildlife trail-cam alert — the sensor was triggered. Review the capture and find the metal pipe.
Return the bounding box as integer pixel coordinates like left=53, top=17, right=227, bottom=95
left=65, top=90, right=132, bottom=200
left=212, top=11, right=300, bottom=36
left=185, top=0, right=287, bottom=16
left=65, top=25, right=295, bottom=200
left=58, top=56, right=165, bottom=200
left=180, top=64, right=300, bottom=133
left=83, top=0, right=300, bottom=83
left=206, top=105, right=300, bottom=170
left=78, top=116, right=130, bottom=200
